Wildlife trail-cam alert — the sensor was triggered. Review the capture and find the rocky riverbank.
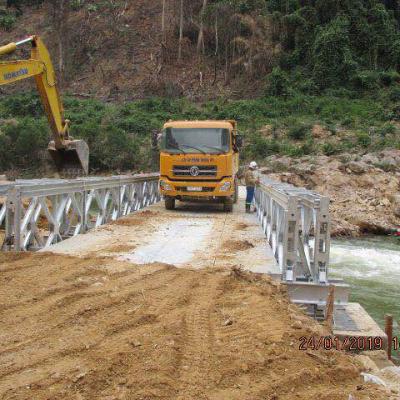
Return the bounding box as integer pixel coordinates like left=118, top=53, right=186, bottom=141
left=260, top=150, right=400, bottom=237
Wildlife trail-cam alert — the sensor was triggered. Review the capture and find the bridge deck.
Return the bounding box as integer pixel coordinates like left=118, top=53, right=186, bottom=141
left=46, top=188, right=280, bottom=276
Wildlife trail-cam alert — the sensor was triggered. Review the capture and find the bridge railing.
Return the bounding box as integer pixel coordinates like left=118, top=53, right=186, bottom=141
left=255, top=176, right=331, bottom=285
left=0, top=184, right=11, bottom=226
left=1, top=174, right=160, bottom=251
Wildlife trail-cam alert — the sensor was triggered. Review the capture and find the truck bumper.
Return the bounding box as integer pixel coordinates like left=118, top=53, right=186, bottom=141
left=159, top=177, right=234, bottom=199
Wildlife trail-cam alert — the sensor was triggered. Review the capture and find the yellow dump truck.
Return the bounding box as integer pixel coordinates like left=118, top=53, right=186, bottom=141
left=159, top=120, right=242, bottom=212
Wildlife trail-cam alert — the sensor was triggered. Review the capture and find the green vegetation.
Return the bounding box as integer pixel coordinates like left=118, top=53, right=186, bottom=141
left=0, top=91, right=399, bottom=174
left=0, top=12, right=16, bottom=31
left=200, top=0, right=400, bottom=94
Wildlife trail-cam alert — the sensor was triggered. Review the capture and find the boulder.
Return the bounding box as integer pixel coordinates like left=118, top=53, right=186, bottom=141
left=380, top=149, right=400, bottom=163
left=292, top=163, right=316, bottom=176
left=269, top=156, right=292, bottom=172
left=345, top=161, right=368, bottom=174
left=361, top=153, right=379, bottom=165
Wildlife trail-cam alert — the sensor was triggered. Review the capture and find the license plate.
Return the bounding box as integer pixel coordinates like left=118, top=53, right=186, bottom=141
left=187, top=186, right=202, bottom=192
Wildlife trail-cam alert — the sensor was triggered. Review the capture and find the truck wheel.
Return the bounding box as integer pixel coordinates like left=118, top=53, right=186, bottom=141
left=223, top=198, right=233, bottom=212
left=233, top=178, right=239, bottom=204
left=165, top=197, right=175, bottom=210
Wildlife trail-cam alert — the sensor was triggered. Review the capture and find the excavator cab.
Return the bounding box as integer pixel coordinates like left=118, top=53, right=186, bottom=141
left=0, top=36, right=89, bottom=176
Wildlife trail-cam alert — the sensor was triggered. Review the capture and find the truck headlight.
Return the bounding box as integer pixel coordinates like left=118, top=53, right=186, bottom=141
left=220, top=182, right=231, bottom=192
left=160, top=180, right=172, bottom=191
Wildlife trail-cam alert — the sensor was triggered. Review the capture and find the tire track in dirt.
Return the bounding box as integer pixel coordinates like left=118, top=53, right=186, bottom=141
left=175, top=272, right=223, bottom=399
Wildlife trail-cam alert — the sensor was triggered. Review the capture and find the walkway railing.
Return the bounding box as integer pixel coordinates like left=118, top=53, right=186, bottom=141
left=1, top=174, right=160, bottom=251
left=255, top=176, right=331, bottom=284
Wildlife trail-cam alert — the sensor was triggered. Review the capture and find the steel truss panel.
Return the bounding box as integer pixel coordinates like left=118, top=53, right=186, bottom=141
left=255, top=176, right=331, bottom=285
left=2, top=174, right=160, bottom=251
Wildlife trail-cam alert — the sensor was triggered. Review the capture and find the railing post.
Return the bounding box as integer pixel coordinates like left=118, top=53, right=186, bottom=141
left=4, top=188, right=15, bottom=251
left=314, top=197, right=330, bottom=283
left=284, top=196, right=299, bottom=281
left=81, top=183, right=87, bottom=233
left=6, top=187, right=22, bottom=251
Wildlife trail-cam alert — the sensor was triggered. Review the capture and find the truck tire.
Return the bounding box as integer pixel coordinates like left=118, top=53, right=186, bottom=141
left=233, top=178, right=239, bottom=204
left=223, top=198, right=233, bottom=212
left=165, top=197, right=175, bottom=210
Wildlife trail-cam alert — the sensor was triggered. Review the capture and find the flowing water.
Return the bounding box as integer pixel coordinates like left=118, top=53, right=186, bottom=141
left=330, top=236, right=400, bottom=361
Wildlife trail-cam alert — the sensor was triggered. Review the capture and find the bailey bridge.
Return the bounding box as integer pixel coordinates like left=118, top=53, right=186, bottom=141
left=0, top=174, right=383, bottom=337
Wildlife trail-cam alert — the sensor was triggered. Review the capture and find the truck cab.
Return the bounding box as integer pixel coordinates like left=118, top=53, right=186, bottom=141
left=159, top=120, right=241, bottom=212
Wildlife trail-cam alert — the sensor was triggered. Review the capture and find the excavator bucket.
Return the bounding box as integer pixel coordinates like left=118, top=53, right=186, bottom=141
left=48, top=140, right=89, bottom=177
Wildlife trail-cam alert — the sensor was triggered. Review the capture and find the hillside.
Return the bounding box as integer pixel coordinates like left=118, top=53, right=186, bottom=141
left=2, top=0, right=400, bottom=100
left=1, top=0, right=246, bottom=100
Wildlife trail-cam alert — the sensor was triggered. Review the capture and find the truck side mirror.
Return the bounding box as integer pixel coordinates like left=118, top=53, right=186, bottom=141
left=235, top=135, right=243, bottom=150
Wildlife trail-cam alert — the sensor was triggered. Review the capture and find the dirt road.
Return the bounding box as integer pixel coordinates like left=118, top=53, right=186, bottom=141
left=0, top=248, right=390, bottom=399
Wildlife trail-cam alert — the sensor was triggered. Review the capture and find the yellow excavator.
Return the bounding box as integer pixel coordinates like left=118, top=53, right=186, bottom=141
left=0, top=35, right=89, bottom=175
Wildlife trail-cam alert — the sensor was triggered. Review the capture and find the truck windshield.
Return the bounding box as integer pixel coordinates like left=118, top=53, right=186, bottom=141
left=161, top=128, right=230, bottom=154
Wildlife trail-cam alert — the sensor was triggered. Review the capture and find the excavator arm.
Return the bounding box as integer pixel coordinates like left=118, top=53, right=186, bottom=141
left=0, top=36, right=89, bottom=175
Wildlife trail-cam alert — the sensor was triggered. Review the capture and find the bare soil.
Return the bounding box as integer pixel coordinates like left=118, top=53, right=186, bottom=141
left=223, top=240, right=255, bottom=252
left=0, top=252, right=389, bottom=399
left=110, top=218, right=145, bottom=227
left=235, top=222, right=250, bottom=230
left=104, top=244, right=137, bottom=253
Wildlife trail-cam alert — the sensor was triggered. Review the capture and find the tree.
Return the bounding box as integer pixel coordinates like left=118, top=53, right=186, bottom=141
left=48, top=0, right=70, bottom=86
left=197, top=0, right=207, bottom=56
left=368, top=4, right=397, bottom=69
left=231, top=14, right=281, bottom=78
left=161, top=0, right=166, bottom=46
left=178, top=0, right=184, bottom=60
left=312, top=16, right=356, bottom=88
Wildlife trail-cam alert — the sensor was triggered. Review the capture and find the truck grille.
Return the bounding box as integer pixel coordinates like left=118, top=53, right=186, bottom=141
left=173, top=165, right=217, bottom=177
left=176, top=187, right=215, bottom=193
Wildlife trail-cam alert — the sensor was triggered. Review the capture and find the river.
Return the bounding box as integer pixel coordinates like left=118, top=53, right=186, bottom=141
left=330, top=236, right=400, bottom=334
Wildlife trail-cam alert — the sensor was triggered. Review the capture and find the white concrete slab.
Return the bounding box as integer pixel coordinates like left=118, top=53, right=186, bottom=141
left=120, top=219, right=213, bottom=266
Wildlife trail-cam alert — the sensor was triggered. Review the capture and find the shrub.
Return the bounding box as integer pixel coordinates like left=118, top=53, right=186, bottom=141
left=389, top=87, right=400, bottom=102
left=0, top=13, right=16, bottom=31
left=322, top=142, right=342, bottom=155
left=1, top=92, right=44, bottom=117
left=251, top=135, right=281, bottom=158
left=379, top=70, right=400, bottom=86
left=377, top=123, right=397, bottom=137
left=356, top=132, right=372, bottom=147
left=287, top=123, right=310, bottom=140
left=0, top=118, right=48, bottom=169
left=299, top=138, right=315, bottom=155
left=351, top=71, right=380, bottom=91
left=265, top=67, right=290, bottom=97
left=341, top=117, right=354, bottom=128
left=70, top=0, right=84, bottom=11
